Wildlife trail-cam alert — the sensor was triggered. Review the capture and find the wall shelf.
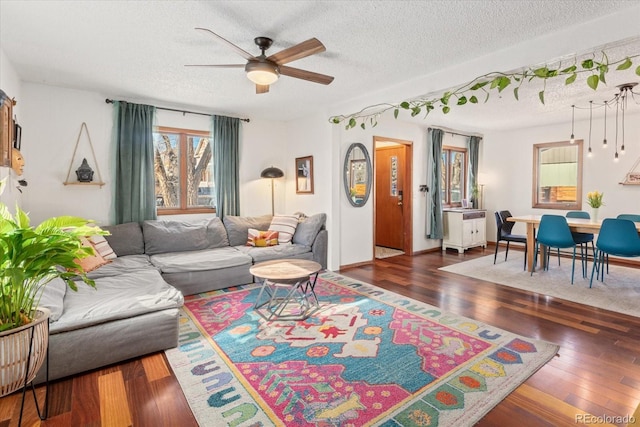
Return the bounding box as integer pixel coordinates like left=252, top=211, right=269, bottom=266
left=619, top=157, right=640, bottom=185
left=63, top=122, right=105, bottom=188
left=63, top=182, right=106, bottom=188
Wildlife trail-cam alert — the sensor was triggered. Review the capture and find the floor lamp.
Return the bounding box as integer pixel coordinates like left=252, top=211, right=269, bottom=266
left=260, top=166, right=284, bottom=215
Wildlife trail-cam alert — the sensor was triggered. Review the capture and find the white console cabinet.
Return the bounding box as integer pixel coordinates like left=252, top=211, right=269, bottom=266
left=442, top=209, right=487, bottom=253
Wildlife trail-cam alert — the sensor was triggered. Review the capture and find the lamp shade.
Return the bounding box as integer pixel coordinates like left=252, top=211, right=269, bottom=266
left=246, top=61, right=280, bottom=85
left=261, top=166, right=284, bottom=179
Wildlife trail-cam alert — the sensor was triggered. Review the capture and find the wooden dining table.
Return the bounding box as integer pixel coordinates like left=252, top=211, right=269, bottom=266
left=507, top=214, right=640, bottom=272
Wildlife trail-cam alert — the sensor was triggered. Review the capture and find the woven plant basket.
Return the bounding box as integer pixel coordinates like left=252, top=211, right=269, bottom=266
left=0, top=308, right=50, bottom=397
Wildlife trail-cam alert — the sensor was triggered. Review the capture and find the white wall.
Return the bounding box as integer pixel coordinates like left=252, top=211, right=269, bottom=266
left=0, top=47, right=23, bottom=210
left=334, top=117, right=447, bottom=267
left=482, top=110, right=640, bottom=240
left=19, top=83, right=287, bottom=225
left=21, top=83, right=112, bottom=225
left=239, top=118, right=288, bottom=217
left=284, top=113, right=336, bottom=266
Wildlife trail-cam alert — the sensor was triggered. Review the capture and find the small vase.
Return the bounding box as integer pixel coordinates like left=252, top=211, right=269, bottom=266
left=591, top=208, right=599, bottom=223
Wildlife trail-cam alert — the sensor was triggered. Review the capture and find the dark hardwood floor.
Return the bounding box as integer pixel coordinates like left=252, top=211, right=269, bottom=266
left=2, top=247, right=639, bottom=427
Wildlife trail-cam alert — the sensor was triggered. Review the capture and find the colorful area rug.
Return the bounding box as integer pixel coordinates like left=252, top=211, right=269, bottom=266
left=165, top=272, right=559, bottom=426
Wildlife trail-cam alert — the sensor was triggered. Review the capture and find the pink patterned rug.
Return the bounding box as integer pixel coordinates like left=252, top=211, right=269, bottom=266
left=165, top=272, right=558, bottom=426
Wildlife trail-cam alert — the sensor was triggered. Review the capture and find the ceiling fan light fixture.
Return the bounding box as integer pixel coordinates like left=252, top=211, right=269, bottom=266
left=246, top=61, right=279, bottom=85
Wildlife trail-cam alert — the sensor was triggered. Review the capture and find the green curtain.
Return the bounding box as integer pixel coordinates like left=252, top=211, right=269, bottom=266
left=113, top=101, right=157, bottom=224
left=212, top=115, right=240, bottom=219
left=468, top=136, right=481, bottom=208
left=427, top=128, right=444, bottom=239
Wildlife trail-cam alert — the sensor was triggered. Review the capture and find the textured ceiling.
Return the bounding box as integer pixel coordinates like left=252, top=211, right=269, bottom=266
left=1, top=0, right=639, bottom=131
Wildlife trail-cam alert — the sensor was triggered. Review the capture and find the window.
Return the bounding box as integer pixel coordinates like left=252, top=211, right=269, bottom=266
left=532, top=140, right=583, bottom=210
left=441, top=146, right=467, bottom=207
left=153, top=127, right=215, bottom=214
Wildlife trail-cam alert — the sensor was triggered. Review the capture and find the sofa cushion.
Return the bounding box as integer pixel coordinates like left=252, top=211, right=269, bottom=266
left=149, top=247, right=253, bottom=274
left=223, top=215, right=273, bottom=246
left=86, top=255, right=154, bottom=279
left=293, top=213, right=326, bottom=246
left=205, top=217, right=230, bottom=248
left=50, top=269, right=183, bottom=333
left=235, top=243, right=312, bottom=263
left=268, top=214, right=299, bottom=244
left=36, top=277, right=67, bottom=322
left=102, top=222, right=145, bottom=256
left=143, top=219, right=212, bottom=255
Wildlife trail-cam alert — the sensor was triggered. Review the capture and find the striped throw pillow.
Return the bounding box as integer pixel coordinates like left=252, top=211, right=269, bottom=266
left=268, top=214, right=299, bottom=244
left=89, top=234, right=117, bottom=259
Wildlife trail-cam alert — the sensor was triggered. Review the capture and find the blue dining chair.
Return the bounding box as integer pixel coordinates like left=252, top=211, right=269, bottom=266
left=566, top=210, right=595, bottom=277
left=531, top=214, right=583, bottom=284
left=590, top=218, right=640, bottom=287
left=617, top=214, right=640, bottom=222
left=598, top=214, right=640, bottom=278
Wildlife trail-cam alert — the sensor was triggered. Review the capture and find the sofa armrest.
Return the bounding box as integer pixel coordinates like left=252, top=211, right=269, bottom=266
left=311, top=228, right=328, bottom=269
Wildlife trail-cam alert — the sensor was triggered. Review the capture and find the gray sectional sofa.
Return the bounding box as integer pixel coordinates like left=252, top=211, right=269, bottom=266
left=36, top=213, right=327, bottom=383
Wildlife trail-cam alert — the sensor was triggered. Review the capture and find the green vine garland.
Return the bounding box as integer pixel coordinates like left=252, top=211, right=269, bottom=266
left=330, top=52, right=640, bottom=130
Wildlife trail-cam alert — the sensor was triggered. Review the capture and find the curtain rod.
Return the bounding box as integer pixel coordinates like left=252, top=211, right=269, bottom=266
left=428, top=126, right=482, bottom=139
left=105, top=99, right=250, bottom=123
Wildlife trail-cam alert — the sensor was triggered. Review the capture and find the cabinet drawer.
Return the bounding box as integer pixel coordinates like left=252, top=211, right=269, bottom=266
left=462, top=211, right=485, bottom=220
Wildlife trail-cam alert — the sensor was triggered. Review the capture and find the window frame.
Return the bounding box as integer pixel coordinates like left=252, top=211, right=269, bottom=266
left=154, top=126, right=215, bottom=216
left=532, top=139, right=583, bottom=210
left=441, top=146, right=468, bottom=208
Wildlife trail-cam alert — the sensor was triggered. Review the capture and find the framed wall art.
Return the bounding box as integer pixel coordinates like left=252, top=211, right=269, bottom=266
left=0, top=91, right=14, bottom=167
left=295, top=155, right=314, bottom=194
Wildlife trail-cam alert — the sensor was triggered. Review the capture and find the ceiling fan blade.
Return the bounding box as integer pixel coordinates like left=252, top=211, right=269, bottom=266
left=195, top=27, right=255, bottom=61
left=256, top=84, right=270, bottom=94
left=184, top=64, right=245, bottom=68
left=280, top=65, right=334, bottom=85
left=267, top=38, right=326, bottom=65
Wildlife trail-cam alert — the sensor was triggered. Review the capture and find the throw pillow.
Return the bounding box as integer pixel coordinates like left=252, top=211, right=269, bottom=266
left=293, top=213, right=326, bottom=246
left=268, top=214, right=299, bottom=244
left=74, top=237, right=110, bottom=273
left=89, top=234, right=117, bottom=260
left=223, top=215, right=273, bottom=246
left=246, top=229, right=279, bottom=247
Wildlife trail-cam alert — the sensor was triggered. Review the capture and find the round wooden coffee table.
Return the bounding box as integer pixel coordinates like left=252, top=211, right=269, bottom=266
left=250, top=259, right=322, bottom=321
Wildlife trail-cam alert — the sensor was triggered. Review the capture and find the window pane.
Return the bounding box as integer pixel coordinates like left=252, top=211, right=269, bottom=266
left=533, top=140, right=583, bottom=209
left=450, top=151, right=464, bottom=203
left=153, top=132, right=180, bottom=207
left=188, top=136, right=214, bottom=208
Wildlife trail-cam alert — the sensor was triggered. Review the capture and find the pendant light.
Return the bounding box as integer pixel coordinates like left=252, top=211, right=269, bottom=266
left=569, top=105, right=575, bottom=144
left=621, top=85, right=627, bottom=155
left=614, top=99, right=619, bottom=162
left=602, top=101, right=608, bottom=149
left=587, top=101, right=593, bottom=157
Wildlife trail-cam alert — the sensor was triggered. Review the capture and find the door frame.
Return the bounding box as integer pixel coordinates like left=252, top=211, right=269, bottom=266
left=373, top=136, right=413, bottom=256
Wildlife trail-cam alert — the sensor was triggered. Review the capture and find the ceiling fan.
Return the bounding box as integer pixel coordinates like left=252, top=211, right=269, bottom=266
left=186, top=28, right=335, bottom=94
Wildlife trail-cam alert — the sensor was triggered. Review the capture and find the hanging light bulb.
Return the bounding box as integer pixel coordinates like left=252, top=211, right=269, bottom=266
left=620, top=85, right=627, bottom=155
left=602, top=101, right=608, bottom=149
left=569, top=104, right=575, bottom=144
left=614, top=98, right=619, bottom=162
left=587, top=101, right=593, bottom=158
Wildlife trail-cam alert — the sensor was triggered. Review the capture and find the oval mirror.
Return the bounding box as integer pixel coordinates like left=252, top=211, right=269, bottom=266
left=343, top=142, right=372, bottom=207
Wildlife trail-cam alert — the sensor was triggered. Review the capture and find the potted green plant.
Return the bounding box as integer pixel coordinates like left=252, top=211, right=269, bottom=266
left=0, top=177, right=106, bottom=398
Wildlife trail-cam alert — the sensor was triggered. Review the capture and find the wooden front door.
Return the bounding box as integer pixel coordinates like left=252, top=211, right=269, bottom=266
left=375, top=144, right=406, bottom=250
